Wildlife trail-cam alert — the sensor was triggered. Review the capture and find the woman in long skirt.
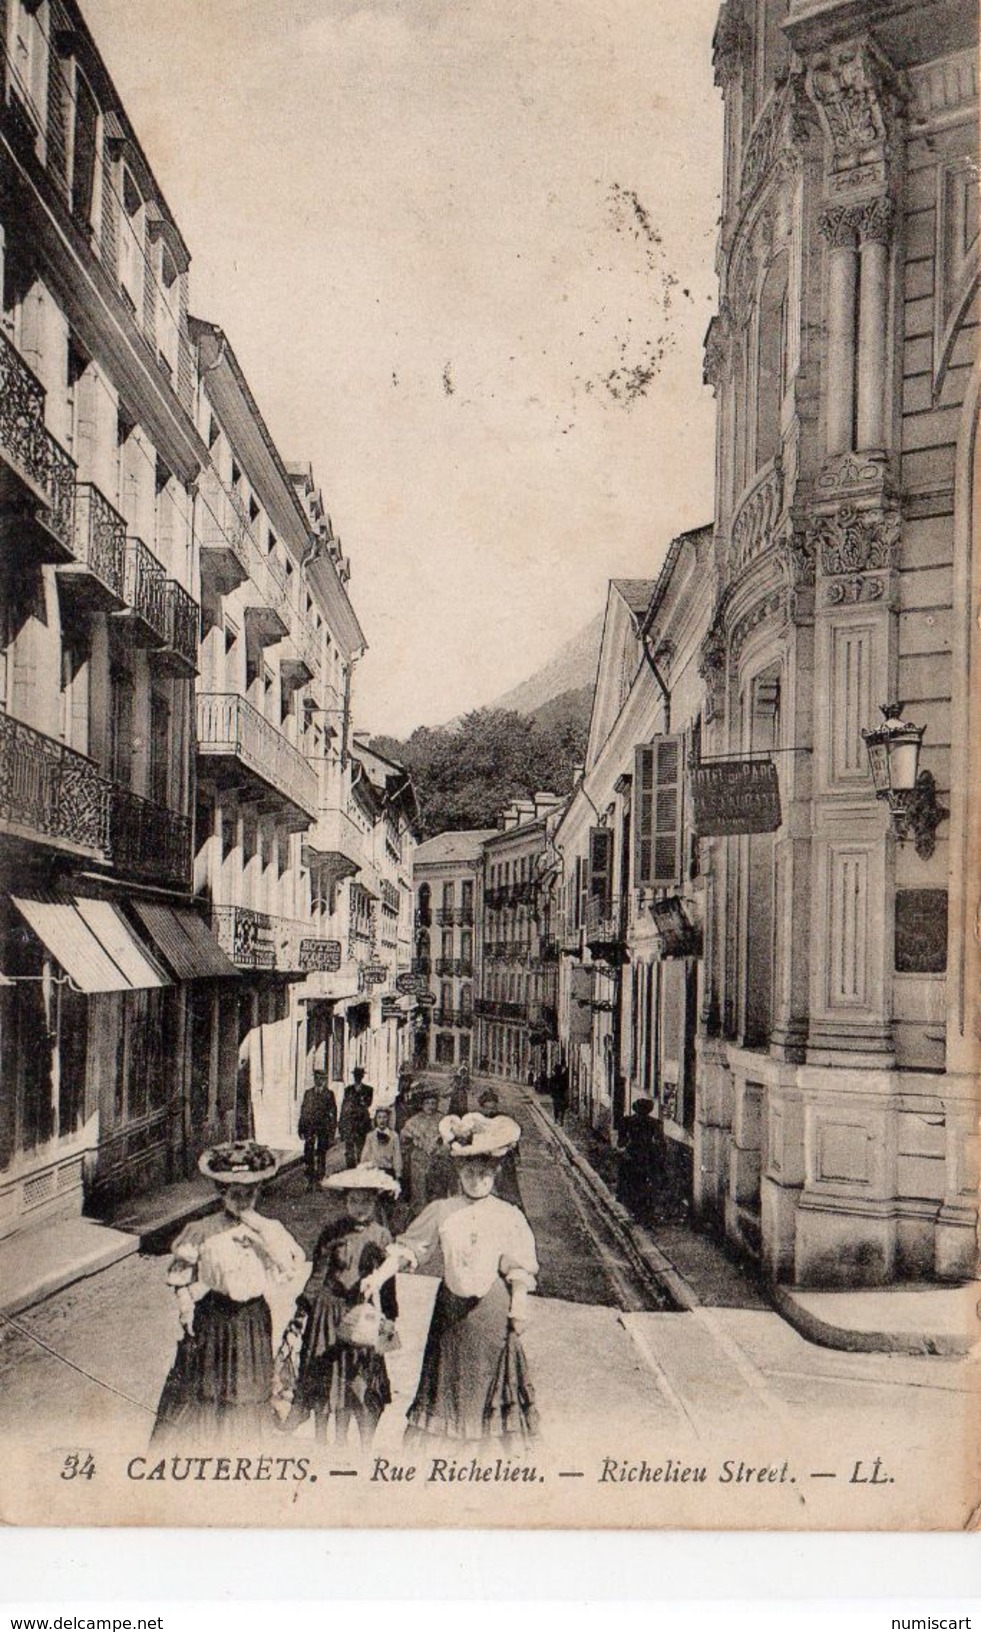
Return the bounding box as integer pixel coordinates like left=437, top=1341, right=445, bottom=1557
left=153, top=1142, right=307, bottom=1446
left=361, top=1113, right=539, bottom=1448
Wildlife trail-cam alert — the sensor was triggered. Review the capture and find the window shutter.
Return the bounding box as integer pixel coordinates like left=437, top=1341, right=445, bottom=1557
left=635, top=736, right=684, bottom=887
left=588, top=827, right=613, bottom=915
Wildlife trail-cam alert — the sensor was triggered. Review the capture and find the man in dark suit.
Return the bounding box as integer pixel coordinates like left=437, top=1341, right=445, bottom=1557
left=338, top=1066, right=373, bottom=1167
left=298, top=1070, right=338, bottom=1186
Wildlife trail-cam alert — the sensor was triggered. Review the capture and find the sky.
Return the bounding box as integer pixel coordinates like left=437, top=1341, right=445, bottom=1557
left=83, top=0, right=723, bottom=737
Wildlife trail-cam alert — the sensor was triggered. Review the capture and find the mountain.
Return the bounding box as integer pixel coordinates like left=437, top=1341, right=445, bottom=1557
left=488, top=611, right=604, bottom=718
left=528, top=684, right=594, bottom=738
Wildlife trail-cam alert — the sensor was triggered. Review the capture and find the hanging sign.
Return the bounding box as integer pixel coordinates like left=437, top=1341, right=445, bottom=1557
left=691, top=759, right=781, bottom=836
left=362, top=963, right=389, bottom=986
left=396, top=971, right=428, bottom=996
left=651, top=896, right=702, bottom=959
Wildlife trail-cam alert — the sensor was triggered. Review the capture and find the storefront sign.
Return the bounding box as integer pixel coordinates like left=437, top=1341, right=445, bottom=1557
left=362, top=963, right=389, bottom=986
left=396, top=971, right=428, bottom=995
left=691, top=759, right=781, bottom=836
left=299, top=938, right=342, bottom=973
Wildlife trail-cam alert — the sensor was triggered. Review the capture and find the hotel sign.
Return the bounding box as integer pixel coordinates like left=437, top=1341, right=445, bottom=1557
left=396, top=971, right=428, bottom=996
left=691, top=759, right=781, bottom=837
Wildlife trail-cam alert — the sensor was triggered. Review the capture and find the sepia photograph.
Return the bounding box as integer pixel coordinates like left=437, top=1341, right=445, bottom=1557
left=0, top=0, right=977, bottom=1532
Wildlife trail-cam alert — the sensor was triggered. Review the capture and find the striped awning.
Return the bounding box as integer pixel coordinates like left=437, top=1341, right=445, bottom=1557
left=130, top=902, right=238, bottom=981
left=12, top=895, right=169, bottom=992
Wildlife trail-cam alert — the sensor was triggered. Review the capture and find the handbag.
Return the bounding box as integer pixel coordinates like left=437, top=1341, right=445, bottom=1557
left=336, top=1295, right=400, bottom=1354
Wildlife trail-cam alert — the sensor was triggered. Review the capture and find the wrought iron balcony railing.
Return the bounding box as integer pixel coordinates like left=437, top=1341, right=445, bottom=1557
left=160, top=577, right=199, bottom=673
left=0, top=332, right=77, bottom=559
left=0, top=711, right=109, bottom=856
left=107, top=786, right=192, bottom=891
left=197, top=693, right=318, bottom=824
left=435, top=905, right=474, bottom=926
left=65, top=483, right=126, bottom=603
left=435, top=957, right=473, bottom=977
left=412, top=957, right=432, bottom=976
left=116, top=537, right=168, bottom=644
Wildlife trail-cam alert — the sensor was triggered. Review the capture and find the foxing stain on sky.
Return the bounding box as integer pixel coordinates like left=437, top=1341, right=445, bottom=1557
left=83, top=0, right=723, bottom=737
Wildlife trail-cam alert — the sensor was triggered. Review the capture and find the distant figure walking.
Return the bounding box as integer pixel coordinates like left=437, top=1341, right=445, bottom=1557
left=549, top=1060, right=570, bottom=1128
left=447, top=1066, right=471, bottom=1119
left=616, top=1098, right=659, bottom=1218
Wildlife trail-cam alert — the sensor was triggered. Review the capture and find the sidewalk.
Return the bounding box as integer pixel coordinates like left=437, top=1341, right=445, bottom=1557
left=0, top=1149, right=303, bottom=1321
left=525, top=1085, right=978, bottom=1358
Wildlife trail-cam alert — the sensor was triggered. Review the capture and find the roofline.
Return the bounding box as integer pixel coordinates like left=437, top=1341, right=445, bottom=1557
left=639, top=523, right=714, bottom=641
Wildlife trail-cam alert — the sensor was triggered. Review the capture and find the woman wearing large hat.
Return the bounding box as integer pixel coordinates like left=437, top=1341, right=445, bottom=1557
left=281, top=1164, right=401, bottom=1448
left=361, top=1113, right=539, bottom=1448
left=152, top=1142, right=307, bottom=1445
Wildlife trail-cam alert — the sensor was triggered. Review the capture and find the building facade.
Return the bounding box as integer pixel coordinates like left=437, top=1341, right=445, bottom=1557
left=0, top=0, right=210, bottom=1234
left=696, top=0, right=978, bottom=1283
left=479, top=795, right=563, bottom=1084
left=411, top=828, right=493, bottom=1072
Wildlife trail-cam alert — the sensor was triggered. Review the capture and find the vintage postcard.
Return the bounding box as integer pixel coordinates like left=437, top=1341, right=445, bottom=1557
left=0, top=0, right=977, bottom=1531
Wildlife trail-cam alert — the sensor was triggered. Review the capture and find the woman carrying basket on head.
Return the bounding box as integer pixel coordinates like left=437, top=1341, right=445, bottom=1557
left=360, top=1112, right=539, bottom=1449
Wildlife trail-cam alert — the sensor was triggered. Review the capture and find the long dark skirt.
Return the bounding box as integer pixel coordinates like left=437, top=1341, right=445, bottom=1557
left=152, top=1292, right=274, bottom=1446
left=404, top=1277, right=538, bottom=1448
left=294, top=1290, right=392, bottom=1424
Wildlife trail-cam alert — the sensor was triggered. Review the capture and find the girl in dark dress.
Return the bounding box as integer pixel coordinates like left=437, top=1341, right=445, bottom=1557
left=153, top=1142, right=307, bottom=1447
left=285, top=1165, right=400, bottom=1448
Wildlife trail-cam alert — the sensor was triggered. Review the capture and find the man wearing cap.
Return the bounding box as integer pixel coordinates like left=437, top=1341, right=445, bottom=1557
left=338, top=1066, right=373, bottom=1167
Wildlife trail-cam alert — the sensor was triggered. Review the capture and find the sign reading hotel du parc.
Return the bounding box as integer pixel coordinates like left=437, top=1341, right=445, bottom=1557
left=691, top=758, right=782, bottom=837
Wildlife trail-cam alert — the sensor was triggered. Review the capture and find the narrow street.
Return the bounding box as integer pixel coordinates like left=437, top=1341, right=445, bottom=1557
left=0, top=1076, right=972, bottom=1527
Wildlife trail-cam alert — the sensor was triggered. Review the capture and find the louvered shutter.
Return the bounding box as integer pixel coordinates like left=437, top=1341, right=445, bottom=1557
left=588, top=827, right=613, bottom=915
left=635, top=735, right=684, bottom=887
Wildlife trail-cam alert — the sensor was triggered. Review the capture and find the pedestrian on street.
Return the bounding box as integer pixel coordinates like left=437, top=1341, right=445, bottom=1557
left=476, top=1087, right=524, bottom=1209
left=549, top=1060, right=570, bottom=1128
left=360, top=1105, right=403, bottom=1223
left=338, top=1066, right=373, bottom=1167
left=616, top=1098, right=659, bottom=1218
left=361, top=1112, right=539, bottom=1450
left=152, top=1142, right=307, bottom=1446
left=298, top=1071, right=337, bottom=1187
left=282, top=1165, right=400, bottom=1448
left=394, top=1063, right=415, bottom=1132
left=447, top=1066, right=471, bottom=1118
left=400, top=1086, right=443, bottom=1212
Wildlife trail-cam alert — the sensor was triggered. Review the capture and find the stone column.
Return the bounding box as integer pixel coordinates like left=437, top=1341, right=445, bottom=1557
left=856, top=198, right=894, bottom=453
left=820, top=207, right=860, bottom=456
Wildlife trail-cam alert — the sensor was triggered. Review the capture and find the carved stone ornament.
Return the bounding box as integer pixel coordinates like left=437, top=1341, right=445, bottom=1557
left=703, top=312, right=730, bottom=392
left=805, top=37, right=899, bottom=185
left=730, top=589, right=786, bottom=664
left=855, top=194, right=895, bottom=246
left=810, top=502, right=901, bottom=577
left=698, top=623, right=728, bottom=723
left=818, top=204, right=861, bottom=248
left=741, top=75, right=814, bottom=201
left=777, top=522, right=816, bottom=590
left=731, top=461, right=783, bottom=575
left=824, top=573, right=886, bottom=606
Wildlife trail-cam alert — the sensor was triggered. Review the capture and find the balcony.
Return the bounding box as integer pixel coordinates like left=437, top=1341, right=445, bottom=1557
left=302, top=804, right=364, bottom=884
left=157, top=578, right=199, bottom=676
left=586, top=895, right=624, bottom=961
left=435, top=905, right=474, bottom=926
left=474, top=998, right=526, bottom=1022
left=114, top=537, right=168, bottom=646
left=197, top=468, right=250, bottom=596
left=436, top=957, right=473, bottom=977
left=197, top=692, right=318, bottom=828
left=107, top=786, right=192, bottom=891
left=0, top=334, right=77, bottom=564
left=58, top=483, right=126, bottom=609
left=0, top=711, right=108, bottom=859
left=412, top=957, right=432, bottom=977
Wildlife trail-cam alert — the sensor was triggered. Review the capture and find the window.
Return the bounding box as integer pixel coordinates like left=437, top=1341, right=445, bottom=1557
left=588, top=827, right=614, bottom=917
left=109, top=666, right=134, bottom=787
left=442, top=881, right=455, bottom=912
left=156, top=242, right=180, bottom=381
left=756, top=253, right=789, bottom=470
left=148, top=690, right=170, bottom=807
left=7, top=0, right=48, bottom=148
left=118, top=166, right=145, bottom=313
left=71, top=70, right=100, bottom=230
left=634, top=736, right=684, bottom=889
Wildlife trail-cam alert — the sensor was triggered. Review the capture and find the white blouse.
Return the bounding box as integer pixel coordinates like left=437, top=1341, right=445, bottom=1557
left=167, top=1214, right=307, bottom=1304
left=396, top=1195, right=538, bottom=1300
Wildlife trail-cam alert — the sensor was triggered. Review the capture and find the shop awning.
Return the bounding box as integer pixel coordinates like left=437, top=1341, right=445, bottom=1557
left=130, top=901, right=238, bottom=980
left=12, top=895, right=169, bottom=993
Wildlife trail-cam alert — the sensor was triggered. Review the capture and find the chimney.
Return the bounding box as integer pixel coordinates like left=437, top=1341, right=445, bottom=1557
left=534, top=791, right=560, bottom=818
left=572, top=763, right=585, bottom=787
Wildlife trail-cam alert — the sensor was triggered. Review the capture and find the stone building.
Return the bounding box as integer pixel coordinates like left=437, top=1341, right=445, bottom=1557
left=698, top=0, right=978, bottom=1283
left=478, top=795, right=563, bottom=1084
left=411, top=828, right=493, bottom=1073
left=0, top=0, right=211, bottom=1232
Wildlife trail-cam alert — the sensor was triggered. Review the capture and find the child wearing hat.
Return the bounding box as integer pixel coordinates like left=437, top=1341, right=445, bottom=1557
left=283, top=1164, right=401, bottom=1448
left=361, top=1113, right=539, bottom=1448
left=153, top=1142, right=307, bottom=1445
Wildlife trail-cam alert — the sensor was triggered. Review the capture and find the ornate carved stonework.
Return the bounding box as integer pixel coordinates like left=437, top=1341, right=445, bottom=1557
left=816, top=450, right=892, bottom=497
left=805, top=36, right=901, bottom=196
left=703, top=311, right=730, bottom=393
left=731, top=461, right=783, bottom=575
left=818, top=203, right=861, bottom=248
left=824, top=573, right=886, bottom=606
left=855, top=194, right=894, bottom=245
left=698, top=624, right=727, bottom=723
left=730, top=589, right=786, bottom=664
left=741, top=75, right=814, bottom=200
left=809, top=502, right=900, bottom=577
left=777, top=523, right=816, bottom=589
